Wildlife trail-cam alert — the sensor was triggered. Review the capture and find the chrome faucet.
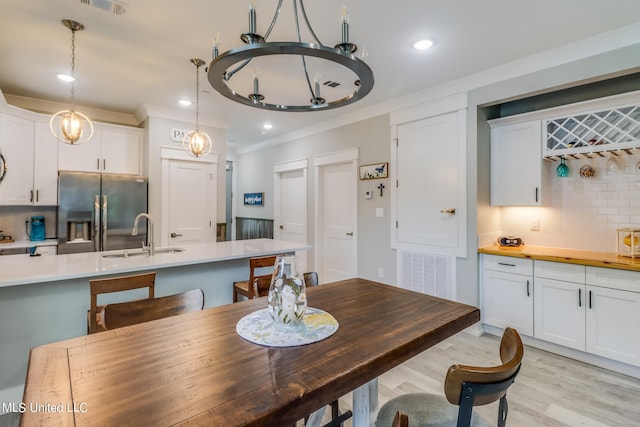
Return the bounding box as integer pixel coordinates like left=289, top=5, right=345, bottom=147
left=132, top=213, right=154, bottom=256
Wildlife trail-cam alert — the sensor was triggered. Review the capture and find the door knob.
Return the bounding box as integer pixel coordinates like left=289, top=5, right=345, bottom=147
left=170, top=232, right=183, bottom=238
left=346, top=232, right=354, bottom=236
left=440, top=208, right=456, bottom=215
left=279, top=225, right=284, bottom=230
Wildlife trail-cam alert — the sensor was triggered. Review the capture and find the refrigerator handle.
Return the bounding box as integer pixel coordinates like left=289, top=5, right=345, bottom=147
left=102, top=195, right=108, bottom=251
left=94, top=195, right=100, bottom=252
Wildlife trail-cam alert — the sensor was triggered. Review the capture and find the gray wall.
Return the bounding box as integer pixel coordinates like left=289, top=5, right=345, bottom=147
left=235, top=115, right=396, bottom=284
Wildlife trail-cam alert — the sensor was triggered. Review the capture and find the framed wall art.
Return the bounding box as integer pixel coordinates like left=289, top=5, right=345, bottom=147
left=359, top=162, right=388, bottom=180
left=243, top=192, right=264, bottom=206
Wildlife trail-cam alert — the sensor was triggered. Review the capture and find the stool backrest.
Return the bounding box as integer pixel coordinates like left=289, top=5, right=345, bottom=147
left=101, top=289, right=205, bottom=330
left=88, top=272, right=156, bottom=334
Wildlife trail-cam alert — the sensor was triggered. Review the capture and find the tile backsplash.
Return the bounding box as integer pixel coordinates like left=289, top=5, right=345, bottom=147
left=499, top=152, right=640, bottom=253
left=0, top=206, right=57, bottom=241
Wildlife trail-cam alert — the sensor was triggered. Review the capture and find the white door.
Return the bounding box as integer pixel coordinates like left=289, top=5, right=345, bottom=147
left=274, top=166, right=308, bottom=271
left=396, top=112, right=460, bottom=248
left=168, top=160, right=215, bottom=244
left=317, top=160, right=357, bottom=283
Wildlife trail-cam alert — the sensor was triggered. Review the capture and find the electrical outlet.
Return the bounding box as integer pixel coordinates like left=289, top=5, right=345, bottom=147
left=378, top=268, right=384, bottom=278
left=530, top=218, right=540, bottom=231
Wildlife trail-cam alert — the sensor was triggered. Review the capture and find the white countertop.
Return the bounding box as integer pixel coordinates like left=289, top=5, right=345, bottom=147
left=0, top=239, right=58, bottom=250
left=0, top=239, right=308, bottom=289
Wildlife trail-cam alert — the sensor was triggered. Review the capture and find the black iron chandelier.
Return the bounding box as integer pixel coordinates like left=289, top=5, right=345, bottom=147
left=207, top=0, right=374, bottom=112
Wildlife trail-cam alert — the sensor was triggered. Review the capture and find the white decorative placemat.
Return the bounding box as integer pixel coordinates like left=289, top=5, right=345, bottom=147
left=236, top=307, right=339, bottom=347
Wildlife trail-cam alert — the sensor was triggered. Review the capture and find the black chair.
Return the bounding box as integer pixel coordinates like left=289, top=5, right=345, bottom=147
left=376, top=328, right=524, bottom=427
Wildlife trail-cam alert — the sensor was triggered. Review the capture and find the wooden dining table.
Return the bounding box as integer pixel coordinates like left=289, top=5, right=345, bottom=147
left=21, top=278, right=480, bottom=427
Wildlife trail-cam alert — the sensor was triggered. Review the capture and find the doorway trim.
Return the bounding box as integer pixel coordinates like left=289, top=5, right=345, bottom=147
left=160, top=146, right=218, bottom=246
left=313, top=148, right=359, bottom=282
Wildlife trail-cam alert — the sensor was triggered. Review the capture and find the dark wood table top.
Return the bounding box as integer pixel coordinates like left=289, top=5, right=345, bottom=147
left=21, top=278, right=480, bottom=426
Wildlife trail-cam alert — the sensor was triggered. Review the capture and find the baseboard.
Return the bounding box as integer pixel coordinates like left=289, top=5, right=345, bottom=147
left=483, top=324, right=640, bottom=380
left=0, top=385, right=23, bottom=415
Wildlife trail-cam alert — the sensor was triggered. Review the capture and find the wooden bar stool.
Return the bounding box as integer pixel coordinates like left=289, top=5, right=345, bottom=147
left=88, top=272, right=156, bottom=334
left=232, top=255, right=278, bottom=302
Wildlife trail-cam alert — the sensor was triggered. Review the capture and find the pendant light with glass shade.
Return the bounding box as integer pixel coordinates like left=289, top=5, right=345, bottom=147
left=50, top=19, right=94, bottom=145
left=183, top=58, right=212, bottom=158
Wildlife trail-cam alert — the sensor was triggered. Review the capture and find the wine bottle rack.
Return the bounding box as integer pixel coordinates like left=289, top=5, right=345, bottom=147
left=544, top=104, right=640, bottom=159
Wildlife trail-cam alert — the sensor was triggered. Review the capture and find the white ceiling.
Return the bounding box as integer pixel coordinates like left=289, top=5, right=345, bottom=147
left=1, top=0, right=640, bottom=148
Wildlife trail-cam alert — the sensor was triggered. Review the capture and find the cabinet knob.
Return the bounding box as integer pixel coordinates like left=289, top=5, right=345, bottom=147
left=440, top=208, right=456, bottom=215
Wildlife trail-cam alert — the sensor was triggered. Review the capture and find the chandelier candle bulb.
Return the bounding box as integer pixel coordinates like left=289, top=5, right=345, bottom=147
left=249, top=0, right=257, bottom=36
left=340, top=5, right=350, bottom=44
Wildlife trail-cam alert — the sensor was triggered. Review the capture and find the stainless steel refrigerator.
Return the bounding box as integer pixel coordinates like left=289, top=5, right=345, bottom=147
left=57, top=171, right=148, bottom=254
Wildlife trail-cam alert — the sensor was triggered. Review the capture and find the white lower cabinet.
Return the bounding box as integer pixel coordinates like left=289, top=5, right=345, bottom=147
left=484, top=256, right=640, bottom=368
left=534, top=278, right=585, bottom=350
left=481, top=255, right=533, bottom=336
left=586, top=268, right=640, bottom=367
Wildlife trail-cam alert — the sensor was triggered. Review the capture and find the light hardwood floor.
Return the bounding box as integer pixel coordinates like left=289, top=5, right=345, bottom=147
left=317, top=331, right=640, bottom=427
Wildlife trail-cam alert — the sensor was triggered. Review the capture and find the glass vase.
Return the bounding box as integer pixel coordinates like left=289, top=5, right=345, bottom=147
left=267, top=255, right=307, bottom=326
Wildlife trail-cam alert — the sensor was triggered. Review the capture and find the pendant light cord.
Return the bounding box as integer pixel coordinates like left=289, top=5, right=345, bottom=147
left=70, top=28, right=77, bottom=110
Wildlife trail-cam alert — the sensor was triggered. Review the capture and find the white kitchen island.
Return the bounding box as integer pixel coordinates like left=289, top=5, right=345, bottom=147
left=0, top=238, right=308, bottom=407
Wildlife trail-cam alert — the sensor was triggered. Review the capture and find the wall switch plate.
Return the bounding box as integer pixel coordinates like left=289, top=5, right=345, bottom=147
left=530, top=218, right=540, bottom=231
left=376, top=208, right=384, bottom=217
left=378, top=268, right=384, bottom=278
left=364, top=190, right=373, bottom=199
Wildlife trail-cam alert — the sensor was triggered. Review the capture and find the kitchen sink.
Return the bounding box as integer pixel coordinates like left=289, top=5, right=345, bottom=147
left=102, top=247, right=185, bottom=258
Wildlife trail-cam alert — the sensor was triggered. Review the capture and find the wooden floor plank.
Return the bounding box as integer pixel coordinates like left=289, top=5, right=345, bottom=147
left=308, top=331, right=640, bottom=427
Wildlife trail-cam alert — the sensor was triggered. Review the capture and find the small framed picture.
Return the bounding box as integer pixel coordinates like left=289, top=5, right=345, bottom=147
left=359, top=162, right=388, bottom=180
left=243, top=192, right=264, bottom=206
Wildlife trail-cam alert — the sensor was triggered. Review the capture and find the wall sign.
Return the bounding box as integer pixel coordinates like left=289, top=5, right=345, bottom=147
left=171, top=128, right=189, bottom=142
left=244, top=192, right=264, bottom=206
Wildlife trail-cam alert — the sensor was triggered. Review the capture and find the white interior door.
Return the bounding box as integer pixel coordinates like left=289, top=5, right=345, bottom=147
left=168, top=160, right=215, bottom=244
left=396, top=112, right=460, bottom=248
left=274, top=163, right=308, bottom=271
left=316, top=152, right=358, bottom=284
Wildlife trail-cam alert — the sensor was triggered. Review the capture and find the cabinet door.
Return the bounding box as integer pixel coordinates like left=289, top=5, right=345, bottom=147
left=0, top=114, right=34, bottom=205
left=586, top=286, right=640, bottom=367
left=482, top=269, right=533, bottom=335
left=534, top=278, right=585, bottom=350
left=490, top=120, right=542, bottom=206
left=58, top=131, right=102, bottom=172
left=101, top=128, right=141, bottom=175
left=33, top=122, right=59, bottom=205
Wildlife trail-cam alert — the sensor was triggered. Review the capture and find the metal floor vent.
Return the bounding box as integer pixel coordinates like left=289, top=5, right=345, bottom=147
left=80, top=0, right=128, bottom=16
left=398, top=250, right=453, bottom=300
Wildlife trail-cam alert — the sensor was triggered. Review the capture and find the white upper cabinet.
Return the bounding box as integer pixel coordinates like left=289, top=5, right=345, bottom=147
left=390, top=94, right=467, bottom=258
left=0, top=114, right=58, bottom=206
left=33, top=121, right=59, bottom=205
left=489, top=119, right=542, bottom=206
left=58, top=122, right=142, bottom=175
left=0, top=114, right=35, bottom=205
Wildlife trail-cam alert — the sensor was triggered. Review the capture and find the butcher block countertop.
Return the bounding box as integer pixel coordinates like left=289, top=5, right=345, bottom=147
left=478, top=245, right=640, bottom=272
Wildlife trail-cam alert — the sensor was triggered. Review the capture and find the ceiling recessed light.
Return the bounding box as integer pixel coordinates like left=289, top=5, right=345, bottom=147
left=263, top=123, right=273, bottom=130
left=413, top=39, right=434, bottom=50
left=178, top=99, right=192, bottom=106
left=57, top=74, right=75, bottom=82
